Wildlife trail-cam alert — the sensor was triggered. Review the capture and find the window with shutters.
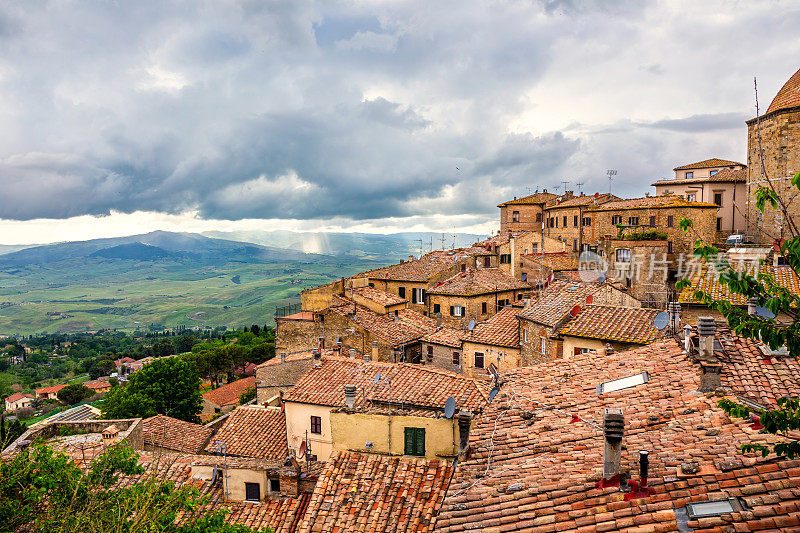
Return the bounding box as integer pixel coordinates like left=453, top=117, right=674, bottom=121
left=310, top=416, right=322, bottom=434
left=667, top=215, right=674, bottom=227
left=582, top=217, right=591, bottom=226
left=687, top=193, right=696, bottom=202
left=628, top=216, right=639, bottom=226
left=616, top=249, right=631, bottom=263
left=474, top=352, right=484, bottom=368
left=452, top=352, right=460, bottom=365
left=649, top=216, right=656, bottom=227
left=574, top=215, right=579, bottom=227
left=512, top=210, right=519, bottom=222
left=404, top=427, right=425, bottom=456
left=398, top=287, right=406, bottom=298
left=413, top=288, right=425, bottom=304
left=433, top=303, right=441, bottom=314
left=450, top=306, right=463, bottom=317
left=245, top=483, right=261, bottom=502
left=611, top=215, right=622, bottom=225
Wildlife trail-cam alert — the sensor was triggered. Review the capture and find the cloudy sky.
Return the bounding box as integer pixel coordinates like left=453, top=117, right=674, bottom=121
left=1, top=0, right=799, bottom=244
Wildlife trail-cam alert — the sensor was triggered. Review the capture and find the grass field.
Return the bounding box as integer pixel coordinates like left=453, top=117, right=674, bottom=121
left=0, top=257, right=380, bottom=335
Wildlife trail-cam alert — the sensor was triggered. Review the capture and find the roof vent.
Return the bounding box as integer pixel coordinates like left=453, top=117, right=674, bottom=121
left=344, top=384, right=357, bottom=409
left=280, top=352, right=286, bottom=363
left=602, top=408, right=624, bottom=483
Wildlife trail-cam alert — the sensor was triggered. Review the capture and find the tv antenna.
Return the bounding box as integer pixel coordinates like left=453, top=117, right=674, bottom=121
left=441, top=233, right=447, bottom=250
left=606, top=170, right=617, bottom=194
left=560, top=180, right=570, bottom=195
left=575, top=181, right=584, bottom=194
left=414, top=238, right=423, bottom=258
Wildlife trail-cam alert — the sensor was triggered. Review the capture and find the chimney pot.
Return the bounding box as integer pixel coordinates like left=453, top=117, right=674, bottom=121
left=747, top=296, right=758, bottom=315
left=697, top=316, right=716, bottom=362
left=344, top=384, right=357, bottom=409
left=349, top=348, right=357, bottom=359
left=280, top=352, right=286, bottom=363
left=639, top=450, right=649, bottom=488
left=602, top=408, right=624, bottom=481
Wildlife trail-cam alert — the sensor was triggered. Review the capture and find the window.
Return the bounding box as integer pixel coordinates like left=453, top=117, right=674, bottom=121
left=574, top=215, right=579, bottom=227
left=450, top=306, right=464, bottom=317
left=433, top=303, right=441, bottom=314
left=541, top=338, right=546, bottom=354
left=685, top=498, right=743, bottom=520
left=481, top=302, right=487, bottom=314
left=596, top=371, right=650, bottom=394
left=649, top=216, right=656, bottom=227
left=310, top=415, right=322, bottom=434
left=535, top=213, right=542, bottom=223
left=499, top=254, right=511, bottom=264
left=413, top=288, right=425, bottom=304
left=269, top=478, right=280, bottom=493
left=474, top=352, right=484, bottom=368
left=686, top=171, right=694, bottom=179
left=709, top=170, right=718, bottom=177
left=512, top=210, right=519, bottom=222
left=563, top=215, right=567, bottom=227
left=523, top=329, right=528, bottom=343
left=716, top=217, right=722, bottom=231
left=245, top=482, right=261, bottom=502
left=521, top=272, right=527, bottom=281
left=461, top=264, right=466, bottom=273
left=483, top=256, right=491, bottom=267
left=582, top=217, right=591, bottom=227
left=574, top=347, right=591, bottom=355
left=628, top=216, right=639, bottom=226
left=667, top=241, right=673, bottom=254
left=453, top=352, right=460, bottom=365
left=530, top=243, right=537, bottom=253
left=554, top=217, right=558, bottom=228
left=714, top=192, right=723, bottom=206
left=404, top=427, right=425, bottom=456
left=615, top=249, right=631, bottom=263
left=687, top=193, right=696, bottom=202
left=398, top=287, right=406, bottom=298
left=611, top=215, right=622, bottom=225
left=426, top=345, right=433, bottom=362
left=573, top=239, right=578, bottom=252
left=667, top=215, right=674, bottom=227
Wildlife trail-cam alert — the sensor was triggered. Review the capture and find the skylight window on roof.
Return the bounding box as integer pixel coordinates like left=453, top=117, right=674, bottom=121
left=596, top=371, right=650, bottom=394
left=685, top=498, right=743, bottom=520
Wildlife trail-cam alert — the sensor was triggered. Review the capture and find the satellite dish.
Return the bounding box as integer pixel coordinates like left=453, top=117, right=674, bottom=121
left=468, top=319, right=476, bottom=331
left=653, top=311, right=669, bottom=330
left=488, top=387, right=499, bottom=403
left=586, top=295, right=593, bottom=304
left=755, top=306, right=776, bottom=319
left=373, top=372, right=381, bottom=384
left=570, top=305, right=581, bottom=317
left=444, top=396, right=456, bottom=419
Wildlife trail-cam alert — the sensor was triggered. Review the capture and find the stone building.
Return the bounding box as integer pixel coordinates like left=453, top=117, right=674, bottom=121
left=460, top=306, right=522, bottom=379
left=543, top=192, right=619, bottom=252
left=497, top=190, right=558, bottom=232
left=596, top=238, right=671, bottom=307
left=651, top=159, right=747, bottom=238
left=746, top=67, right=800, bottom=242
left=556, top=305, right=666, bottom=356
left=425, top=268, right=530, bottom=328
left=419, top=327, right=466, bottom=374
left=476, top=231, right=565, bottom=279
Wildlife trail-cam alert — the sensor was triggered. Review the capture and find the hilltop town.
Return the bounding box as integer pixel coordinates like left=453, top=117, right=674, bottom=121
left=2, top=68, right=800, bottom=533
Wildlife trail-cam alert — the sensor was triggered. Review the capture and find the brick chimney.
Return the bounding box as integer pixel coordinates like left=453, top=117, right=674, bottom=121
left=344, top=384, right=357, bottom=409
left=602, top=408, right=624, bottom=482
left=313, top=348, right=322, bottom=367
left=457, top=410, right=472, bottom=455
left=102, top=424, right=120, bottom=448
left=697, top=317, right=722, bottom=392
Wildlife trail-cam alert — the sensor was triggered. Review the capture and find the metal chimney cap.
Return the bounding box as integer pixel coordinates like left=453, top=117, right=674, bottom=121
left=697, top=316, right=716, bottom=337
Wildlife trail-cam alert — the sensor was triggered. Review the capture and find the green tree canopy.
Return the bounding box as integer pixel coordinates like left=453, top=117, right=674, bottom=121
left=101, top=357, right=202, bottom=422
left=57, top=383, right=93, bottom=405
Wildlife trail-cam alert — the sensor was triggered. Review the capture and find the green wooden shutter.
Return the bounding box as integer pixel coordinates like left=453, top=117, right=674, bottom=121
left=404, top=427, right=414, bottom=455
left=415, top=428, right=425, bottom=457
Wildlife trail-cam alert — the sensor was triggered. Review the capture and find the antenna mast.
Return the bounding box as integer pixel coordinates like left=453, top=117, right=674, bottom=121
left=575, top=181, right=584, bottom=194
left=560, top=180, right=570, bottom=195
left=606, top=170, right=617, bottom=194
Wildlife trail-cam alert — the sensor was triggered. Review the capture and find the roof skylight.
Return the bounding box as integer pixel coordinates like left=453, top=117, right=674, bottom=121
left=596, top=371, right=650, bottom=394
left=685, top=498, right=743, bottom=520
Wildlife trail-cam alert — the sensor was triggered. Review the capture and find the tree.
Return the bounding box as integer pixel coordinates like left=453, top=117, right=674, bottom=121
left=1, top=413, right=26, bottom=451
left=250, top=324, right=260, bottom=336
left=101, top=356, right=202, bottom=422
left=239, top=387, right=256, bottom=405
left=57, top=383, right=93, bottom=405
left=676, top=97, right=800, bottom=459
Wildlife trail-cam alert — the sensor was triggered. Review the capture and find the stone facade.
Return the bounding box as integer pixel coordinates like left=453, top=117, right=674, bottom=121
left=518, top=319, right=564, bottom=364
left=426, top=289, right=526, bottom=329
left=255, top=356, right=317, bottom=405
left=419, top=340, right=463, bottom=374
left=597, top=239, right=670, bottom=308
left=275, top=313, right=321, bottom=354
left=498, top=191, right=558, bottom=232
left=460, top=340, right=520, bottom=379
left=493, top=232, right=565, bottom=279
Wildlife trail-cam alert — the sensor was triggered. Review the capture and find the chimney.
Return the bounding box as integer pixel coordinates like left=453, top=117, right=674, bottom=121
left=335, top=339, right=342, bottom=355
left=409, top=255, right=415, bottom=262
left=602, top=408, right=624, bottom=482
left=370, top=341, right=378, bottom=362
left=697, top=317, right=722, bottom=391
left=683, top=324, right=691, bottom=354
left=349, top=348, right=357, bottom=359
left=668, top=301, right=681, bottom=327
left=457, top=410, right=472, bottom=455
left=102, top=424, right=120, bottom=448
left=344, top=384, right=356, bottom=409
left=313, top=348, right=322, bottom=367
left=747, top=296, right=758, bottom=315
left=280, top=352, right=286, bottom=364
left=317, top=336, right=325, bottom=351
left=638, top=450, right=649, bottom=488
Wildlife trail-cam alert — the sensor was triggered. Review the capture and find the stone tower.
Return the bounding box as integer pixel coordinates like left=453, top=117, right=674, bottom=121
left=746, top=67, right=800, bottom=242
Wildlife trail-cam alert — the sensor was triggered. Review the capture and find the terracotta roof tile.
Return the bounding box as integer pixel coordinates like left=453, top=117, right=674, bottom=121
left=474, top=231, right=530, bottom=247
left=652, top=167, right=747, bottom=186
left=275, top=311, right=315, bottom=321
left=366, top=251, right=471, bottom=282
left=297, top=451, right=453, bottom=533
left=5, top=392, right=33, bottom=403
left=141, top=414, right=213, bottom=453
left=519, top=280, right=602, bottom=327
left=283, top=357, right=489, bottom=413
left=202, top=376, right=255, bottom=408
left=465, top=306, right=521, bottom=348
left=205, top=406, right=287, bottom=460
left=523, top=252, right=580, bottom=271
left=257, top=349, right=336, bottom=368
left=497, top=191, right=558, bottom=207
left=436, top=339, right=800, bottom=533
left=586, top=195, right=719, bottom=211
left=35, top=384, right=67, bottom=394
left=428, top=268, right=530, bottom=296
left=679, top=264, right=800, bottom=305
left=327, top=299, right=436, bottom=346
left=351, top=286, right=407, bottom=306
left=544, top=192, right=620, bottom=209
left=421, top=327, right=467, bottom=348
left=766, top=67, right=800, bottom=114
left=673, top=158, right=745, bottom=170
left=557, top=304, right=666, bottom=344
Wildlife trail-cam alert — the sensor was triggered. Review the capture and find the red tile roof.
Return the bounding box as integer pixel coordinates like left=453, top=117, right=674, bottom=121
left=327, top=299, right=436, bottom=347
left=428, top=268, right=530, bottom=296
left=523, top=252, right=580, bottom=272
left=436, top=339, right=800, bottom=533
left=283, top=357, right=489, bottom=413
left=83, top=380, right=111, bottom=390
left=679, top=264, right=800, bottom=305
left=652, top=167, right=747, bottom=186
left=585, top=195, right=719, bottom=211
left=465, top=306, right=522, bottom=348
left=557, top=305, right=666, bottom=344
left=257, top=349, right=336, bottom=368
left=205, top=406, right=287, bottom=460
left=365, top=252, right=467, bottom=282
left=518, top=280, right=601, bottom=327
left=35, top=384, right=67, bottom=395
left=276, top=311, right=315, bottom=321
left=351, top=285, right=407, bottom=306
left=5, top=392, right=33, bottom=403
left=673, top=158, right=745, bottom=171
left=474, top=231, right=529, bottom=247
left=421, top=327, right=467, bottom=348
left=544, top=192, right=620, bottom=209
left=141, top=414, right=213, bottom=453
left=297, top=451, right=453, bottom=533
left=767, top=67, right=800, bottom=115
left=202, top=376, right=255, bottom=408
left=497, top=191, right=558, bottom=207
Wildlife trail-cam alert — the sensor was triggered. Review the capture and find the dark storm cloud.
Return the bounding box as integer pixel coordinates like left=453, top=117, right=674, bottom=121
left=0, top=0, right=798, bottom=224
